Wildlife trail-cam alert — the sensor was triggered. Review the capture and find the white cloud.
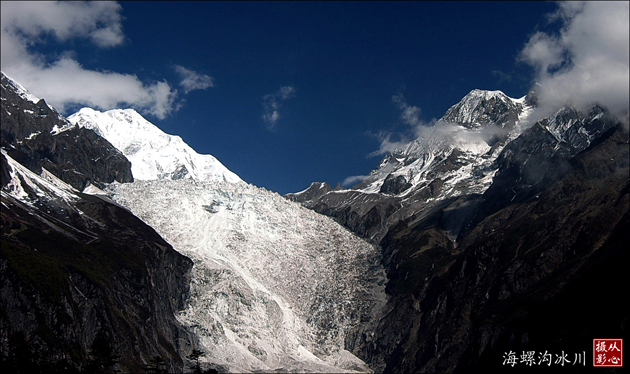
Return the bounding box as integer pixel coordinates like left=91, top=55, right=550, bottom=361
left=0, top=1, right=183, bottom=119
left=279, top=85, right=296, bottom=100
left=519, top=32, right=565, bottom=73
left=262, top=110, right=280, bottom=126
left=370, top=93, right=506, bottom=159
left=341, top=175, right=368, bottom=187
left=368, top=130, right=414, bottom=157
left=392, top=93, right=422, bottom=128
left=371, top=2, right=629, bottom=161
left=1, top=1, right=125, bottom=47
left=369, top=93, right=429, bottom=157
left=175, top=65, right=215, bottom=94
left=519, top=1, right=629, bottom=123
left=6, top=57, right=179, bottom=119
left=262, top=85, right=296, bottom=130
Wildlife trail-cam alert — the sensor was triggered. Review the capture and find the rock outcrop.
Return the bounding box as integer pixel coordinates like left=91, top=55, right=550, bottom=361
left=1, top=73, right=195, bottom=373
left=351, top=121, right=628, bottom=373
left=290, top=87, right=629, bottom=372
left=1, top=73, right=133, bottom=191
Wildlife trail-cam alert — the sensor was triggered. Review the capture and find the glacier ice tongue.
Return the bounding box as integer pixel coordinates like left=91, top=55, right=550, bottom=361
left=106, top=179, right=386, bottom=373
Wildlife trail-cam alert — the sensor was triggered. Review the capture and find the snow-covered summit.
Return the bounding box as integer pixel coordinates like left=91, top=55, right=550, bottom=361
left=68, top=108, right=242, bottom=183
left=349, top=89, right=533, bottom=196
left=290, top=88, right=536, bottom=242
left=439, top=89, right=526, bottom=129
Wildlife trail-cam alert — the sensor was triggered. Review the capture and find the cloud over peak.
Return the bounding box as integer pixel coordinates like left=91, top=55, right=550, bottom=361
left=12, top=57, right=179, bottom=119
left=519, top=1, right=629, bottom=123
left=368, top=93, right=429, bottom=157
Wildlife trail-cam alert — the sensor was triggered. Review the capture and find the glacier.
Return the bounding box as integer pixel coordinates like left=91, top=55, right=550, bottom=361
left=105, top=179, right=386, bottom=372
left=65, top=107, right=386, bottom=372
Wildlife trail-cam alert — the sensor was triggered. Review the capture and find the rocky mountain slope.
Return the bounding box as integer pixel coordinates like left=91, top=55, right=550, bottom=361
left=2, top=67, right=627, bottom=374
left=1, top=74, right=133, bottom=191
left=289, top=89, right=535, bottom=243
left=290, top=88, right=629, bottom=372
left=358, top=113, right=627, bottom=374
left=1, top=72, right=194, bottom=373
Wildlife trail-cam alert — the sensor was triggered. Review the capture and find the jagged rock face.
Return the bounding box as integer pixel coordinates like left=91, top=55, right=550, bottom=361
left=306, top=190, right=401, bottom=241
left=477, top=105, right=616, bottom=223
left=440, top=89, right=524, bottom=129
left=292, top=89, right=533, bottom=244
left=354, top=122, right=628, bottom=373
left=1, top=73, right=133, bottom=190
left=289, top=85, right=628, bottom=373
left=365, top=90, right=531, bottom=197
left=1, top=152, right=194, bottom=373
left=285, top=181, right=333, bottom=204
left=379, top=174, right=412, bottom=195
left=1, top=74, right=195, bottom=373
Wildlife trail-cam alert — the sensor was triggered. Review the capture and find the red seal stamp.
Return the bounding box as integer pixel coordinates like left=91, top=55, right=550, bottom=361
left=593, top=339, right=622, bottom=367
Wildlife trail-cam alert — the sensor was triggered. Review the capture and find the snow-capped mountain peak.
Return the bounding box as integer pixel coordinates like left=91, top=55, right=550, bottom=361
left=439, top=89, right=526, bottom=129
left=346, top=89, right=533, bottom=196
left=288, top=88, right=537, bottom=242
left=68, top=107, right=242, bottom=183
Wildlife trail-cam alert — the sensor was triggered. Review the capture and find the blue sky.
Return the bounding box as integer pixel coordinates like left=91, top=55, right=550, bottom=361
left=2, top=2, right=628, bottom=194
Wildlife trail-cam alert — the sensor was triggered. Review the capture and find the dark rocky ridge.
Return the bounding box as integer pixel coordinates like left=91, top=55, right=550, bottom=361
left=348, top=122, right=628, bottom=373
left=291, top=89, right=533, bottom=244
left=1, top=73, right=133, bottom=191
left=285, top=181, right=333, bottom=204
left=1, top=74, right=196, bottom=372
left=290, top=89, right=628, bottom=372
left=379, top=174, right=412, bottom=195
left=475, top=105, right=616, bottom=225
left=1, top=177, right=195, bottom=372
